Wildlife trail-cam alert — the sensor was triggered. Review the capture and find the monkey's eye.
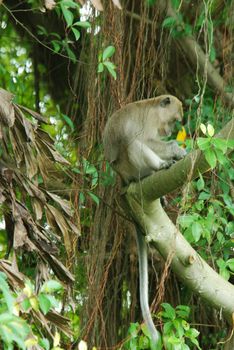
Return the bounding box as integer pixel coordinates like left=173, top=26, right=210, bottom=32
left=160, top=97, right=171, bottom=107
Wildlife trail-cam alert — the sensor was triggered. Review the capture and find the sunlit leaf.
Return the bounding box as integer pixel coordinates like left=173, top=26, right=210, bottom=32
left=78, top=340, right=88, bottom=350
left=207, top=123, right=214, bottom=137
left=41, top=280, right=63, bottom=293
left=102, top=46, right=115, bottom=60
left=200, top=123, right=207, bottom=135
left=73, top=21, right=91, bottom=28
left=53, top=331, right=60, bottom=347
left=30, top=296, right=39, bottom=311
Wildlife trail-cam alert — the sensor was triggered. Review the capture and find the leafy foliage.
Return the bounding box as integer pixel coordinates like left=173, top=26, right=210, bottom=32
left=0, top=0, right=233, bottom=349
left=0, top=272, right=70, bottom=349
left=123, top=304, right=201, bottom=350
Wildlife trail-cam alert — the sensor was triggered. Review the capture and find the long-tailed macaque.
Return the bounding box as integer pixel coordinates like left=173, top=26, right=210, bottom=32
left=103, top=95, right=186, bottom=345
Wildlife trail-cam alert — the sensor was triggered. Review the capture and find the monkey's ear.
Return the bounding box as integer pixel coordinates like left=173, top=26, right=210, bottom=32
left=160, top=97, right=171, bottom=107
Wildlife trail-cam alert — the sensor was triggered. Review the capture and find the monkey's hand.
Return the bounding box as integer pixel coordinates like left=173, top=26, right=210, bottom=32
left=158, top=159, right=175, bottom=169
left=171, top=142, right=187, bottom=160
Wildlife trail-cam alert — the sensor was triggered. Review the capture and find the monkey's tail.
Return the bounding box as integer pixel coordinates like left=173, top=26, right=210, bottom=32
left=135, top=225, right=161, bottom=347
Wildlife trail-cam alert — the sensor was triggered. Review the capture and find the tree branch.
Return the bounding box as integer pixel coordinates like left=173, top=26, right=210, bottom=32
left=124, top=117, right=234, bottom=323
left=127, top=117, right=234, bottom=202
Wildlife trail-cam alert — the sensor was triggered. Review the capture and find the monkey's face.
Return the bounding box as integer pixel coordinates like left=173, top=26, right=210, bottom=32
left=156, top=96, right=183, bottom=136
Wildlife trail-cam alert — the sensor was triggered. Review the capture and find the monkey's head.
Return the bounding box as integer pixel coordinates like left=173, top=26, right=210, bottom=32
left=156, top=95, right=183, bottom=136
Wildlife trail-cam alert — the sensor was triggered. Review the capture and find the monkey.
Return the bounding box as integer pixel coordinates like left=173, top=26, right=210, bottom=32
left=103, top=95, right=186, bottom=346
left=103, top=95, right=186, bottom=183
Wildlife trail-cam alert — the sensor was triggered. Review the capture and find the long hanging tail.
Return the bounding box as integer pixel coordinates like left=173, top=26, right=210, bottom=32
left=135, top=225, right=161, bottom=346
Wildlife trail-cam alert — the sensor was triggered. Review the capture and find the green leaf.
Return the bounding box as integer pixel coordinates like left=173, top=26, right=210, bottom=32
left=207, top=123, right=214, bottom=137
left=204, top=148, right=217, bottom=169
left=128, top=322, right=139, bottom=337
left=209, top=45, right=216, bottom=63
left=226, top=139, right=234, bottom=148
left=163, top=321, right=173, bottom=334
left=196, top=173, right=204, bottom=191
left=212, top=138, right=227, bottom=153
left=216, top=258, right=226, bottom=269
left=97, top=62, right=104, bottom=73
left=66, top=46, right=77, bottom=63
left=226, top=258, right=234, bottom=271
left=198, top=191, right=210, bottom=200
left=173, top=319, right=184, bottom=338
left=41, top=280, right=63, bottom=293
left=192, top=221, right=202, bottom=242
left=162, top=17, right=177, bottom=28
left=175, top=305, right=190, bottom=319
left=171, top=0, right=180, bottom=9
left=161, top=303, right=176, bottom=320
left=139, top=335, right=149, bottom=349
left=84, top=162, right=97, bottom=175
left=44, top=294, right=60, bottom=308
left=197, top=137, right=210, bottom=150
left=182, top=320, right=190, bottom=331
left=102, top=45, right=115, bottom=60
left=51, top=32, right=61, bottom=39
left=0, top=272, right=14, bottom=313
left=181, top=344, right=190, bottom=350
left=103, top=61, right=117, bottom=79
left=39, top=294, right=51, bottom=315
left=39, top=338, right=50, bottom=350
left=60, top=0, right=78, bottom=9
left=87, top=192, right=100, bottom=205
left=141, top=323, right=151, bottom=338
left=220, top=268, right=230, bottom=280
left=179, top=215, right=196, bottom=228
left=61, top=5, right=74, bottom=27
left=0, top=313, right=30, bottom=349
left=21, top=298, right=31, bottom=311
left=61, top=113, right=74, bottom=130
left=185, top=327, right=199, bottom=338
left=167, top=335, right=181, bottom=344
left=51, top=40, right=61, bottom=52
left=37, top=25, right=48, bottom=36
left=71, top=27, right=80, bottom=41
left=73, top=21, right=91, bottom=28
left=214, top=149, right=227, bottom=165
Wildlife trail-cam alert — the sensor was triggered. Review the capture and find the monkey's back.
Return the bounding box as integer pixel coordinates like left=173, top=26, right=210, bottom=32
left=103, top=101, right=158, bottom=162
left=103, top=95, right=183, bottom=182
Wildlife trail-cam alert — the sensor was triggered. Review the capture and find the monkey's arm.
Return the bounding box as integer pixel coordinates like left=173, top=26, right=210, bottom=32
left=128, top=140, right=172, bottom=173
left=147, top=139, right=186, bottom=161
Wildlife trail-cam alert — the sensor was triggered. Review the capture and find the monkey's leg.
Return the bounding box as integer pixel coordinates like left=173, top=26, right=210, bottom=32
left=135, top=225, right=161, bottom=346
left=128, top=140, right=171, bottom=172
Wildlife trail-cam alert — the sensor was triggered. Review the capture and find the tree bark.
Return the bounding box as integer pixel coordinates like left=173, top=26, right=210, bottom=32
left=127, top=117, right=234, bottom=202
left=124, top=117, right=234, bottom=346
